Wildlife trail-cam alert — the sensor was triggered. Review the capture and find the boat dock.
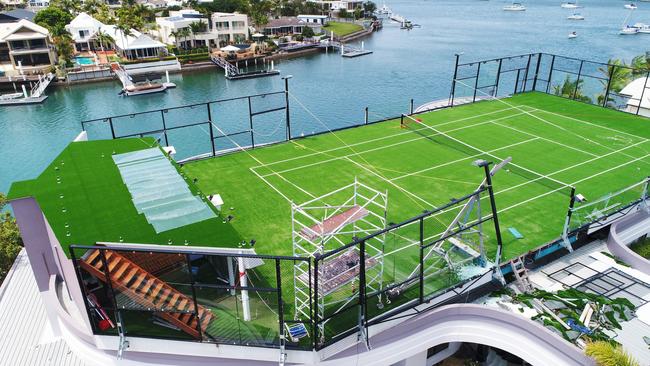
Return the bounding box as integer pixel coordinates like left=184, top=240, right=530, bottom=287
left=210, top=55, right=279, bottom=80
left=320, top=40, right=373, bottom=58
left=0, top=73, right=54, bottom=106
left=113, top=64, right=175, bottom=96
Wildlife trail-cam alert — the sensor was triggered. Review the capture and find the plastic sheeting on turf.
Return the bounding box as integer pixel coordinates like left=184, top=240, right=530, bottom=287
left=113, top=148, right=216, bottom=233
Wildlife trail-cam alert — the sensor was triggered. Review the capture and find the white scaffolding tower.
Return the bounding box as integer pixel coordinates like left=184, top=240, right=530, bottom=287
left=291, top=178, right=387, bottom=341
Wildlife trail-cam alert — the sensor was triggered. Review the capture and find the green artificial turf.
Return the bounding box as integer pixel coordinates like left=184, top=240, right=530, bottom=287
left=184, top=92, right=650, bottom=264
left=8, top=138, right=242, bottom=257
left=323, top=21, right=364, bottom=36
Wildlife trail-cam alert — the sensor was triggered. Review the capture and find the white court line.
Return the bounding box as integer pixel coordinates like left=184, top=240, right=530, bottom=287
left=490, top=120, right=600, bottom=158
left=390, top=137, right=541, bottom=182
left=257, top=110, right=532, bottom=178
left=526, top=106, right=648, bottom=141
left=251, top=106, right=520, bottom=169
left=344, top=156, right=436, bottom=208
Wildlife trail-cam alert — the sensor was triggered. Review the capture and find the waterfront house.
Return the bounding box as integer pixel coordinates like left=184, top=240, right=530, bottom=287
left=262, top=17, right=321, bottom=36
left=619, top=76, right=650, bottom=117
left=137, top=0, right=167, bottom=9
left=211, top=12, right=249, bottom=45
left=0, top=19, right=56, bottom=75
left=106, top=25, right=168, bottom=60
left=155, top=9, right=216, bottom=49
left=307, top=0, right=364, bottom=11
left=65, top=12, right=106, bottom=53
left=297, top=14, right=328, bottom=25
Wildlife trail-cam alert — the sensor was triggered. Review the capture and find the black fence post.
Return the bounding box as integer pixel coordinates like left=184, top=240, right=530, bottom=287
left=358, top=240, right=366, bottom=344
left=514, top=69, right=521, bottom=94
left=522, top=54, right=532, bottom=92
left=481, top=163, right=504, bottom=270
left=409, top=99, right=414, bottom=115
left=473, top=62, right=481, bottom=102
left=418, top=217, right=424, bottom=303
left=207, top=103, right=216, bottom=157
left=248, top=96, right=255, bottom=148
left=531, top=52, right=542, bottom=92
left=186, top=253, right=203, bottom=341
left=275, top=259, right=284, bottom=348
left=572, top=60, right=584, bottom=101
left=160, top=110, right=169, bottom=147
left=603, top=64, right=616, bottom=108
left=313, top=255, right=319, bottom=350
left=109, top=117, right=116, bottom=139
left=546, top=55, right=556, bottom=94
left=449, top=53, right=460, bottom=106
left=494, top=58, right=503, bottom=97
left=364, top=107, right=369, bottom=125
left=637, top=71, right=650, bottom=115
left=284, top=76, right=292, bottom=141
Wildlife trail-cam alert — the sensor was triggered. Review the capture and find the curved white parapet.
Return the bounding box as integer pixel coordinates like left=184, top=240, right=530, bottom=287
left=607, top=208, right=650, bottom=276
left=321, top=304, right=594, bottom=366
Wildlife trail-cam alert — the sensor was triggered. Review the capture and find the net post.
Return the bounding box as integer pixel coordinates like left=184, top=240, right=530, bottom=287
left=561, top=187, right=577, bottom=253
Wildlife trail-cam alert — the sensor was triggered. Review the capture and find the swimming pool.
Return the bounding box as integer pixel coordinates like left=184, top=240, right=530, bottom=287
left=75, top=56, right=95, bottom=66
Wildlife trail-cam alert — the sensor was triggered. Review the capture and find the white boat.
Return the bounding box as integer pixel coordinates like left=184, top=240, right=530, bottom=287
left=378, top=3, right=391, bottom=14
left=624, top=4, right=637, bottom=9
left=567, top=13, right=585, bottom=20
left=561, top=2, right=581, bottom=9
left=121, top=81, right=176, bottom=96
left=620, top=25, right=639, bottom=34
left=568, top=31, right=578, bottom=38
left=503, top=2, right=526, bottom=11
left=633, top=22, right=650, bottom=33
left=0, top=92, right=24, bottom=101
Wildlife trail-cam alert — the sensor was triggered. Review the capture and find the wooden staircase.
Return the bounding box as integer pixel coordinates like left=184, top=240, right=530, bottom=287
left=80, top=249, right=213, bottom=339
left=509, top=255, right=533, bottom=294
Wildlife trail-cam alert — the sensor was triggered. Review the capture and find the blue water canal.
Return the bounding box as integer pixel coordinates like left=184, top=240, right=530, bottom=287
left=1, top=0, right=648, bottom=193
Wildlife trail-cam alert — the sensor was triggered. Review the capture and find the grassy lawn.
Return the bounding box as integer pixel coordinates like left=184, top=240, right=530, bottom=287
left=631, top=237, right=650, bottom=259
left=323, top=21, right=364, bottom=36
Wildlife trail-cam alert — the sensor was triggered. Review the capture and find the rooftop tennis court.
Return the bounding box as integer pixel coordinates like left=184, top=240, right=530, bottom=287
left=186, top=92, right=650, bottom=261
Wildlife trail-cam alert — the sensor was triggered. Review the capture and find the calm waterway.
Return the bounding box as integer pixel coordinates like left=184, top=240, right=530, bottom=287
left=1, top=0, right=648, bottom=193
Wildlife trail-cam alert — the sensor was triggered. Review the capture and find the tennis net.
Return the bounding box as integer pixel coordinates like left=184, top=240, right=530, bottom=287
left=400, top=114, right=573, bottom=196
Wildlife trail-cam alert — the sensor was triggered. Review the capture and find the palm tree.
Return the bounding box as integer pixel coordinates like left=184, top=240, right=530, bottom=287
left=116, top=23, right=133, bottom=59
left=95, top=29, right=114, bottom=53
left=178, top=27, right=191, bottom=50
left=189, top=21, right=207, bottom=48
left=553, top=75, right=592, bottom=103
left=597, top=58, right=632, bottom=106
left=630, top=52, right=650, bottom=77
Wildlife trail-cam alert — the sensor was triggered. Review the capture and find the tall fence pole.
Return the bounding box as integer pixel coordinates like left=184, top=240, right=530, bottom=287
left=522, top=54, right=532, bottom=92
left=364, top=107, right=369, bottom=125
left=313, top=254, right=320, bottom=350
left=358, top=240, right=367, bottom=345
left=572, top=60, right=584, bottom=101
left=637, top=71, right=650, bottom=115
left=160, top=110, right=169, bottom=146
left=603, top=64, right=616, bottom=108
left=207, top=103, right=216, bottom=157
left=449, top=53, right=460, bottom=107
left=275, top=259, right=285, bottom=350
left=418, top=218, right=424, bottom=303
left=284, top=76, right=292, bottom=141
left=494, top=58, right=503, bottom=97
left=531, top=52, right=542, bottom=92
left=248, top=97, right=255, bottom=148
left=481, top=162, right=504, bottom=282
left=546, top=55, right=556, bottom=94
left=109, top=117, right=116, bottom=139
left=409, top=98, right=414, bottom=114
left=473, top=62, right=482, bottom=102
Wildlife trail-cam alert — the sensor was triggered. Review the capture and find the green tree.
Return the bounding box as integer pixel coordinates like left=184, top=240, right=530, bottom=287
left=34, top=7, right=73, bottom=36
left=249, top=0, right=272, bottom=30
left=178, top=27, right=191, bottom=49
left=301, top=25, right=315, bottom=38
left=363, top=1, right=376, bottom=16
left=96, top=29, right=114, bottom=52
left=49, top=0, right=82, bottom=14
left=552, top=75, right=592, bottom=103
left=354, top=6, right=362, bottom=19
left=630, top=52, right=650, bottom=77
left=338, top=8, right=349, bottom=19
left=585, top=341, right=639, bottom=366
left=597, top=58, right=631, bottom=106
left=0, top=194, right=22, bottom=285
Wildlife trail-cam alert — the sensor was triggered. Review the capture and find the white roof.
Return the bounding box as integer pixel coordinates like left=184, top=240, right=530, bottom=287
left=0, top=19, right=48, bottom=42
left=620, top=77, right=650, bottom=110
left=67, top=12, right=105, bottom=30
left=103, top=25, right=165, bottom=50
left=297, top=14, right=328, bottom=18
left=0, top=250, right=85, bottom=365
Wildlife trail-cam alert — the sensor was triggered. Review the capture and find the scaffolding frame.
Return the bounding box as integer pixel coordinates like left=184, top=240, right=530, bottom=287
left=291, top=178, right=388, bottom=341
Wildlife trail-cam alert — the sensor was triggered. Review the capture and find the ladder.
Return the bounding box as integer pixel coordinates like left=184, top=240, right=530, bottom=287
left=510, top=256, right=533, bottom=293
left=30, top=73, right=54, bottom=98
left=210, top=55, right=239, bottom=77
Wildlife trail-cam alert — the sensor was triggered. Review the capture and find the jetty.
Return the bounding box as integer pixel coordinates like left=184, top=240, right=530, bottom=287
left=319, top=40, right=373, bottom=58
left=0, top=73, right=54, bottom=106
left=113, top=64, right=175, bottom=96
left=210, top=54, right=280, bottom=80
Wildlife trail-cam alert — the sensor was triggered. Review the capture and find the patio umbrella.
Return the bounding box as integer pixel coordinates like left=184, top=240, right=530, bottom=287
left=252, top=33, right=265, bottom=38
left=220, top=45, right=240, bottom=52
